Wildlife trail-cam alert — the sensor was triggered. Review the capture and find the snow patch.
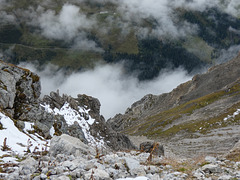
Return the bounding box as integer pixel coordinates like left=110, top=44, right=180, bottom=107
left=23, top=122, right=34, bottom=132
left=0, top=112, right=49, bottom=156
left=41, top=103, right=104, bottom=148
left=50, top=126, right=55, bottom=137
left=223, top=109, right=240, bottom=121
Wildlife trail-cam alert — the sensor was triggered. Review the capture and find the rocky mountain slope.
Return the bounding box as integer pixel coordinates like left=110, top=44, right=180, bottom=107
left=108, top=53, right=240, bottom=157
left=0, top=57, right=240, bottom=179
left=2, top=134, right=240, bottom=180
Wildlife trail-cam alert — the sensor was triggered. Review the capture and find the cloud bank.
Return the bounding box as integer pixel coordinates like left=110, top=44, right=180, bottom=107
left=1, top=0, right=239, bottom=49
left=110, top=0, right=240, bottom=38
left=19, top=62, right=191, bottom=119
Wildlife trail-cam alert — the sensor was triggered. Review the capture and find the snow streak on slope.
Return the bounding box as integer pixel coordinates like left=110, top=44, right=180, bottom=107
left=0, top=112, right=49, bottom=156
left=224, top=109, right=240, bottom=121
left=41, top=103, right=105, bottom=148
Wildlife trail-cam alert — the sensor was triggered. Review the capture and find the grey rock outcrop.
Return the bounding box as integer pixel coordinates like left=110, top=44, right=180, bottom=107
left=42, top=91, right=136, bottom=151
left=0, top=60, right=55, bottom=138
left=0, top=60, right=40, bottom=115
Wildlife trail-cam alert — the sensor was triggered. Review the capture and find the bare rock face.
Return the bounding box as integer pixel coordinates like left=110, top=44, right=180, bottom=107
left=0, top=60, right=40, bottom=113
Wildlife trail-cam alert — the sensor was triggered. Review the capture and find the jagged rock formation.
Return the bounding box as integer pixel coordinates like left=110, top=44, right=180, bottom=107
left=108, top=53, right=240, bottom=157
left=42, top=91, right=135, bottom=150
left=0, top=60, right=134, bottom=151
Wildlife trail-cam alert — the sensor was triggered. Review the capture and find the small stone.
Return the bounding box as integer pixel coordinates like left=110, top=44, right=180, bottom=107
left=124, top=157, right=140, bottom=169
left=56, top=166, right=66, bottom=174
left=84, top=169, right=110, bottom=180
left=40, top=173, right=47, bottom=179
left=202, top=164, right=222, bottom=173
left=54, top=175, right=70, bottom=180
left=205, top=156, right=217, bottom=164
left=32, top=175, right=41, bottom=180
left=193, top=169, right=205, bottom=179
left=131, top=165, right=146, bottom=176
left=235, top=162, right=240, bottom=168
left=145, top=165, right=160, bottom=174
left=218, top=175, right=233, bottom=180
left=147, top=173, right=161, bottom=180
left=165, top=165, right=172, bottom=169
left=42, top=168, right=48, bottom=174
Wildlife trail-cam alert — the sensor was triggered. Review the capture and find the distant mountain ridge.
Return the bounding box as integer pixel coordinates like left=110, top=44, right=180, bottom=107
left=108, top=53, right=240, bottom=157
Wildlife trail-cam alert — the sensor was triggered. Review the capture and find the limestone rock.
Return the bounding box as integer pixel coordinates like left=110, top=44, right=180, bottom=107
left=202, top=164, right=222, bottom=174
left=49, top=134, right=95, bottom=157
left=0, top=60, right=40, bottom=112
left=19, top=156, right=38, bottom=175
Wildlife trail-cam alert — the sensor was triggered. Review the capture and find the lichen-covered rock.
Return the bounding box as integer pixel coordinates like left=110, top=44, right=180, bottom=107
left=0, top=60, right=40, bottom=111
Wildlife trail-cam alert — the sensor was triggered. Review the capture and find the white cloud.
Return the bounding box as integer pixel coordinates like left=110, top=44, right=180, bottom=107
left=114, top=0, right=204, bottom=38
left=72, top=32, right=103, bottom=52
left=224, top=0, right=240, bottom=17
left=19, top=62, right=191, bottom=120
left=38, top=4, right=95, bottom=41
left=0, top=11, right=16, bottom=24
left=216, top=44, right=240, bottom=64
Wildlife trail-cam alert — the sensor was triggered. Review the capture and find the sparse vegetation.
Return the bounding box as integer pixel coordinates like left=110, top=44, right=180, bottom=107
left=1, top=138, right=11, bottom=151
left=121, top=80, right=240, bottom=137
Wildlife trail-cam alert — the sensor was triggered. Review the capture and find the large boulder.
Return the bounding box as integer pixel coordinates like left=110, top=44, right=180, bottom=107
left=49, top=134, right=95, bottom=157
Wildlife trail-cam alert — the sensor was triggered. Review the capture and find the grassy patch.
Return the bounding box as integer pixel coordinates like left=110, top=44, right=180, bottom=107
left=50, top=49, right=102, bottom=70
left=226, top=150, right=240, bottom=162
left=183, top=36, right=214, bottom=63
